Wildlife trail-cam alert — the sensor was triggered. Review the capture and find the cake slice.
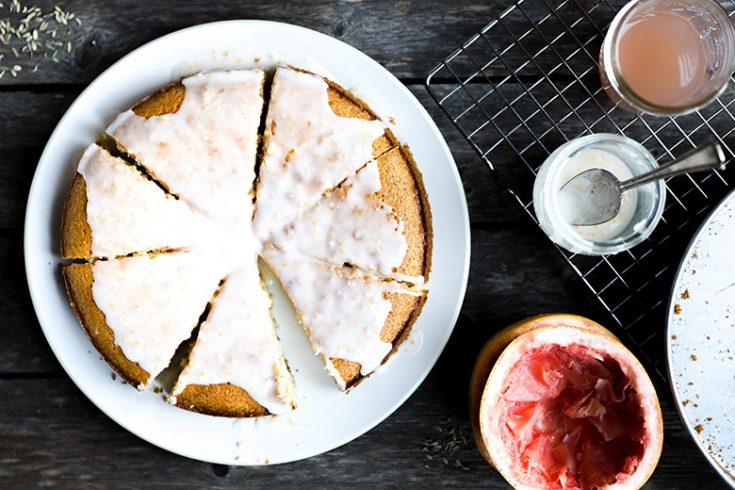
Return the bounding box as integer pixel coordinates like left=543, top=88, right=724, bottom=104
left=271, top=146, right=432, bottom=283
left=262, top=245, right=426, bottom=390
left=170, top=261, right=296, bottom=417
left=61, top=144, right=211, bottom=260
left=253, top=66, right=397, bottom=242
left=62, top=250, right=225, bottom=389
left=105, top=70, right=265, bottom=230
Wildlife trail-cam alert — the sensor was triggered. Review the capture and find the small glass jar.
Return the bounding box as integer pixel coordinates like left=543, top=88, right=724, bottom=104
left=600, top=0, right=735, bottom=116
left=533, top=134, right=666, bottom=255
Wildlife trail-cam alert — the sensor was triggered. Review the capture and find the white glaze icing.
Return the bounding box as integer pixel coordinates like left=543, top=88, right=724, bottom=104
left=78, top=67, right=430, bottom=411
left=78, top=144, right=209, bottom=257
left=170, top=260, right=295, bottom=414
left=262, top=245, right=419, bottom=388
left=106, top=70, right=264, bottom=231
left=91, top=251, right=226, bottom=387
left=271, top=160, right=411, bottom=280
left=252, top=66, right=386, bottom=242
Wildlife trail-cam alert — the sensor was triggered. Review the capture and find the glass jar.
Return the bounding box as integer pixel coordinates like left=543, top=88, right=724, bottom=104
left=600, top=0, right=735, bottom=116
left=533, top=134, right=666, bottom=255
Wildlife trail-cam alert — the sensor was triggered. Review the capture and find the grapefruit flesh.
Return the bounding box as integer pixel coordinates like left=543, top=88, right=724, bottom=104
left=498, top=343, right=645, bottom=489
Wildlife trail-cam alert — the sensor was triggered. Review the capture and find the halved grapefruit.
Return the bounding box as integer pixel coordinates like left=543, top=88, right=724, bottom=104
left=470, top=314, right=663, bottom=489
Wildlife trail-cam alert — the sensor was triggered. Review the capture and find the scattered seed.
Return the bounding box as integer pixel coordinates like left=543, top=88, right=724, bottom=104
left=0, top=1, right=82, bottom=78
left=420, top=417, right=471, bottom=471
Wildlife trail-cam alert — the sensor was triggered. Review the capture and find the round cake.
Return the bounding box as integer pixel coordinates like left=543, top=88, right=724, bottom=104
left=60, top=66, right=432, bottom=417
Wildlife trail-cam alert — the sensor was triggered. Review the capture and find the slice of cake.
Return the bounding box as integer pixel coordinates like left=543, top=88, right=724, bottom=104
left=62, top=250, right=225, bottom=389
left=262, top=245, right=427, bottom=390
left=105, top=70, right=265, bottom=230
left=253, top=66, right=397, bottom=242
left=61, top=144, right=211, bottom=260
left=170, top=261, right=296, bottom=417
left=270, top=146, right=432, bottom=283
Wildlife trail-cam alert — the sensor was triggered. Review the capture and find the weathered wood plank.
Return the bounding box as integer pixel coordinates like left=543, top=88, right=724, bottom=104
left=0, top=0, right=501, bottom=85
left=0, top=0, right=667, bottom=86
left=0, top=91, right=75, bottom=230
left=0, top=232, right=60, bottom=374
left=0, top=377, right=723, bottom=488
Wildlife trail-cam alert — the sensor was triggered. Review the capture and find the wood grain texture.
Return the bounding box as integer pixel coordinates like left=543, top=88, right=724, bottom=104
left=0, top=0, right=504, bottom=85
left=0, top=377, right=724, bottom=489
left=1, top=0, right=731, bottom=486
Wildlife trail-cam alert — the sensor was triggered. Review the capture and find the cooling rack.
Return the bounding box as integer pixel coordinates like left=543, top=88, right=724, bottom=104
left=426, top=0, right=735, bottom=380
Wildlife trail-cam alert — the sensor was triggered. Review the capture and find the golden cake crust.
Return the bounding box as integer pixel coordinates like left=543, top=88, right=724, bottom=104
left=60, top=174, right=93, bottom=259
left=280, top=68, right=432, bottom=280
left=131, top=81, right=185, bottom=118
left=278, top=66, right=398, bottom=164
left=331, top=290, right=428, bottom=389
left=320, top=145, right=433, bottom=389
left=62, top=263, right=150, bottom=387
left=375, top=145, right=433, bottom=280
left=175, top=383, right=270, bottom=417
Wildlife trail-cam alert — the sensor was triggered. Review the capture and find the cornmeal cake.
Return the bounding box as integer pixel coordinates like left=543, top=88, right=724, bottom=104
left=62, top=251, right=225, bottom=389
left=253, top=66, right=397, bottom=242
left=59, top=66, right=434, bottom=416
left=170, top=261, right=296, bottom=417
left=270, top=145, right=432, bottom=283
left=262, top=245, right=427, bottom=390
left=106, top=70, right=265, bottom=230
left=61, top=144, right=209, bottom=260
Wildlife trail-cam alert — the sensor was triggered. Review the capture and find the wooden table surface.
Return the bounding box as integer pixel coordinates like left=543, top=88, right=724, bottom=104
left=1, top=0, right=729, bottom=488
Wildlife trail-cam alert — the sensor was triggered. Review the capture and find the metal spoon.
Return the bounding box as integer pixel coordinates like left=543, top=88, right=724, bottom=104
left=559, top=142, right=727, bottom=226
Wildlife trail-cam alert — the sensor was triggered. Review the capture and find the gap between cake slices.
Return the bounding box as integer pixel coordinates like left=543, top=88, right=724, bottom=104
left=103, top=70, right=265, bottom=231
left=60, top=143, right=216, bottom=262
left=262, top=245, right=427, bottom=391
left=268, top=144, right=432, bottom=285
left=251, top=65, right=400, bottom=244
left=169, top=263, right=297, bottom=417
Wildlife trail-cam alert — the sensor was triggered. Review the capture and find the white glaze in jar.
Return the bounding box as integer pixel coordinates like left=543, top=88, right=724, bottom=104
left=533, top=134, right=665, bottom=255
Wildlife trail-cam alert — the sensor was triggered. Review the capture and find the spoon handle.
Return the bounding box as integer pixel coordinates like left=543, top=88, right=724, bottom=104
left=619, top=142, right=727, bottom=193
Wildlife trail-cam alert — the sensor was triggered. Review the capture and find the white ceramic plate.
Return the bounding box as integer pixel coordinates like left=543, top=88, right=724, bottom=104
left=24, top=21, right=470, bottom=465
left=667, top=189, right=735, bottom=487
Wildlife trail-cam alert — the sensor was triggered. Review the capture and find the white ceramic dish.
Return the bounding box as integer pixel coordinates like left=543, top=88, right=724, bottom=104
left=23, top=21, right=470, bottom=465
left=667, top=189, right=735, bottom=487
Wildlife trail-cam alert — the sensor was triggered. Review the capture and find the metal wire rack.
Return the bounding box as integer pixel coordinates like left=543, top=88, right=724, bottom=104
left=426, top=0, right=735, bottom=380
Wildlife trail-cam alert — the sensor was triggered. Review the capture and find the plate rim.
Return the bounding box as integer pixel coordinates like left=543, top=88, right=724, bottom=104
left=666, top=187, right=735, bottom=487
left=23, top=19, right=471, bottom=465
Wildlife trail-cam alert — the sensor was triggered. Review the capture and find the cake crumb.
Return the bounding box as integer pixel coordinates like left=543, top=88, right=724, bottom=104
left=153, top=386, right=163, bottom=394
left=683, top=400, right=690, bottom=406
left=681, top=289, right=690, bottom=299
left=695, top=424, right=704, bottom=433
left=672, top=335, right=678, bottom=340
left=674, top=304, right=682, bottom=314
left=111, top=372, right=117, bottom=381
left=691, top=354, right=698, bottom=361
